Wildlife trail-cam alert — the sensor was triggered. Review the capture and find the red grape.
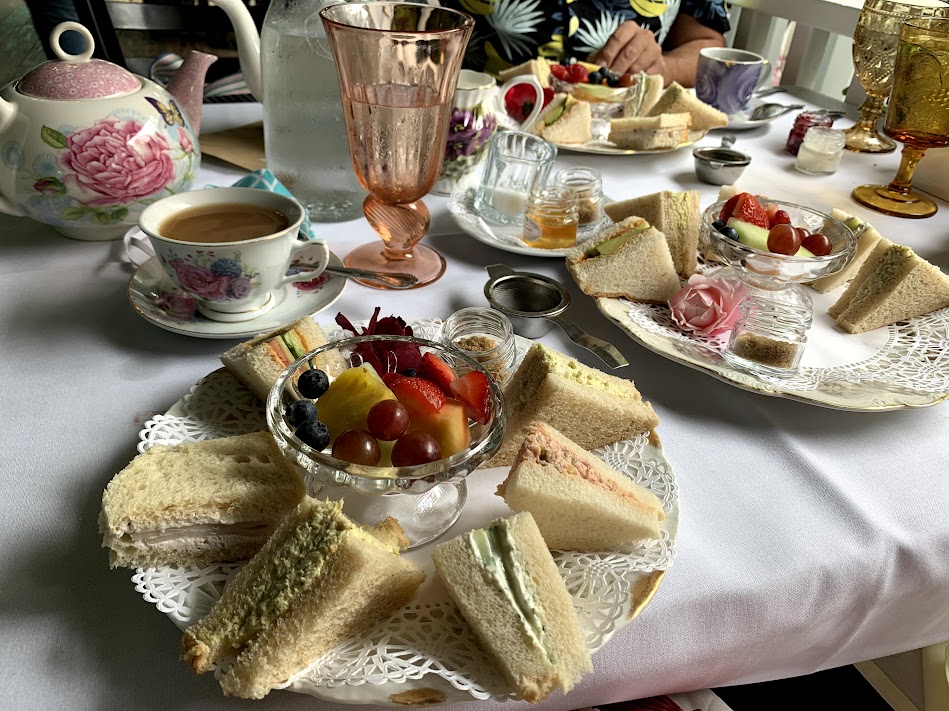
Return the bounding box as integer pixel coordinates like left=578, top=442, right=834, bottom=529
left=794, top=226, right=809, bottom=241
left=332, top=429, right=381, bottom=466
left=766, top=224, right=802, bottom=256
left=366, top=399, right=410, bottom=441
left=801, top=232, right=833, bottom=256
left=391, top=431, right=442, bottom=466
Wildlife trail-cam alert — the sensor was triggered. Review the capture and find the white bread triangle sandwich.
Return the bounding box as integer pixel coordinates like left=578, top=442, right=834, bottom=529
left=827, top=235, right=895, bottom=319
left=220, top=318, right=347, bottom=402
left=432, top=512, right=592, bottom=702
left=499, top=422, right=665, bottom=550
left=808, top=209, right=884, bottom=294
left=828, top=243, right=949, bottom=334
left=181, top=497, right=425, bottom=699
left=529, top=93, right=592, bottom=144
left=623, top=71, right=664, bottom=117
left=99, top=431, right=305, bottom=569
left=608, top=113, right=690, bottom=151
left=498, top=58, right=552, bottom=87
left=646, top=82, right=728, bottom=131
left=604, top=190, right=700, bottom=278
left=566, top=216, right=681, bottom=303
left=493, top=343, right=659, bottom=466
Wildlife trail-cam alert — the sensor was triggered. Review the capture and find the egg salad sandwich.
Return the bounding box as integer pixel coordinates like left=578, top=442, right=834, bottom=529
left=498, top=58, right=552, bottom=87
left=529, top=93, right=592, bottom=144
left=181, top=497, right=425, bottom=699
left=220, top=317, right=347, bottom=402
left=808, top=209, right=884, bottom=294
left=827, top=241, right=949, bottom=334
left=622, top=71, right=665, bottom=117
left=604, top=190, right=700, bottom=278
left=646, top=82, right=728, bottom=131
left=493, top=343, right=660, bottom=466
left=608, top=113, right=691, bottom=151
left=432, top=512, right=592, bottom=703
left=498, top=422, right=665, bottom=550
left=99, top=432, right=306, bottom=569
left=565, top=216, right=682, bottom=304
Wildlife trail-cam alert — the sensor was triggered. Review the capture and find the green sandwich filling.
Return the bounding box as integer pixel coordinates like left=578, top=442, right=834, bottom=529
left=584, top=222, right=650, bottom=258
left=466, top=520, right=553, bottom=662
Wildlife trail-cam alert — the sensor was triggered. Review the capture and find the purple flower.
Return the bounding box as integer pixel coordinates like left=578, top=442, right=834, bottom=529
left=444, top=111, right=496, bottom=162
left=211, top=258, right=243, bottom=278
left=228, top=276, right=253, bottom=298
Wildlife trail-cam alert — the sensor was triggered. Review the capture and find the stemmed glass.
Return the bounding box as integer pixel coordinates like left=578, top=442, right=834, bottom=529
left=853, top=18, right=949, bottom=218
left=845, top=0, right=949, bottom=154
left=320, top=3, right=473, bottom=289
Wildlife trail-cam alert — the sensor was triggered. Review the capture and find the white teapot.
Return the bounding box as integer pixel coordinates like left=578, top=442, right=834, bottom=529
left=0, top=22, right=217, bottom=240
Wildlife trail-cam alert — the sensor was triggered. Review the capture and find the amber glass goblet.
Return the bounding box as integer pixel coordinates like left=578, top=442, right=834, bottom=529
left=845, top=0, right=949, bottom=154
left=853, top=18, right=949, bottom=218
left=320, top=3, right=473, bottom=289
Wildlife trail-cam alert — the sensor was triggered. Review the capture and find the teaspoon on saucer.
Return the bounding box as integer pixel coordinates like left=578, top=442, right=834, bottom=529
left=321, top=265, right=419, bottom=289
left=748, top=102, right=805, bottom=121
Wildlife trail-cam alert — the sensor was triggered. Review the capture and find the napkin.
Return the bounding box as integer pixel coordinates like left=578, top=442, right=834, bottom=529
left=123, top=169, right=318, bottom=269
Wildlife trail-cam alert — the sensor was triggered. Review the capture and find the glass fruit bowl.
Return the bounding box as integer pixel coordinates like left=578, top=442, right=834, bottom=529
left=266, top=334, right=506, bottom=548
left=698, top=199, right=857, bottom=377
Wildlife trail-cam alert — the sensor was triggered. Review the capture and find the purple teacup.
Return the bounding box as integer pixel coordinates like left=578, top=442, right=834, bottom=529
left=695, top=48, right=770, bottom=116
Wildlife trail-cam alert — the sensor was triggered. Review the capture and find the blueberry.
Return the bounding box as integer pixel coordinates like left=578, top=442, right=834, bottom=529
left=285, top=399, right=317, bottom=428
left=297, top=368, right=329, bottom=399
left=712, top=220, right=726, bottom=232
left=721, top=226, right=740, bottom=241
left=607, top=75, right=620, bottom=88
left=296, top=419, right=330, bottom=450
left=400, top=368, right=417, bottom=377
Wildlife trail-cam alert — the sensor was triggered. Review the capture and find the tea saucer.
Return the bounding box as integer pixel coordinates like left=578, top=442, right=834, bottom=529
left=447, top=188, right=612, bottom=258
left=128, top=247, right=346, bottom=339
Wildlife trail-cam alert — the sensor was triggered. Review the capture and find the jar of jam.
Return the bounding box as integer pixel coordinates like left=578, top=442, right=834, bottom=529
left=785, top=111, right=835, bottom=156
left=521, top=185, right=579, bottom=250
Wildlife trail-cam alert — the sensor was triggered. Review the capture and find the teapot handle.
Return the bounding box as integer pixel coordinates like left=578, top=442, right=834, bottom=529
left=498, top=75, right=545, bottom=129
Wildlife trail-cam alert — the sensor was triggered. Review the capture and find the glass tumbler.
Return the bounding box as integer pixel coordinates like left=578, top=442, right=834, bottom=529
left=474, top=130, right=557, bottom=226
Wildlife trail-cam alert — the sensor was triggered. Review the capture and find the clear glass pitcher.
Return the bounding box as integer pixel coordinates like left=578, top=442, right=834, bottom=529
left=260, top=0, right=365, bottom=222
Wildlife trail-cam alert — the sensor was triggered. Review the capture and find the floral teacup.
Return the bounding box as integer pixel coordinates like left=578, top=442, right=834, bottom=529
left=138, top=187, right=329, bottom=323
left=432, top=70, right=545, bottom=196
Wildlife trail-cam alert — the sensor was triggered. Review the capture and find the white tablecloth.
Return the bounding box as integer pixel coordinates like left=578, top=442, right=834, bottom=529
left=2, top=99, right=948, bottom=711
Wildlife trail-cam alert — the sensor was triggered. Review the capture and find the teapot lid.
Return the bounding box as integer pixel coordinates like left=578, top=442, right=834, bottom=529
left=17, top=22, right=141, bottom=100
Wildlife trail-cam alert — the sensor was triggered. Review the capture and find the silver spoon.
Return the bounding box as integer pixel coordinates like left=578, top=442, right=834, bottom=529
left=749, top=102, right=805, bottom=121
left=324, top=264, right=419, bottom=289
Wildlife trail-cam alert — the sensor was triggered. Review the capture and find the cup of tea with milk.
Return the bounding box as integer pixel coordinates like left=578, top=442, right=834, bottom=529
left=138, top=187, right=329, bottom=322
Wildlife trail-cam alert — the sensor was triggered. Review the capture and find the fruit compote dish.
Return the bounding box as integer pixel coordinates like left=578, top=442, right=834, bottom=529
left=266, top=316, right=506, bottom=548
left=550, top=60, right=632, bottom=116
left=700, top=193, right=857, bottom=377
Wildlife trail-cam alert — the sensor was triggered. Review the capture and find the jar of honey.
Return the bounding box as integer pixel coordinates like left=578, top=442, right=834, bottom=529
left=521, top=185, right=579, bottom=250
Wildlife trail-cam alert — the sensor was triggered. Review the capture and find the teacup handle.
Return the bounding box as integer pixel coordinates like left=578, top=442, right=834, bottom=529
left=498, top=75, right=545, bottom=128
left=755, top=59, right=772, bottom=90
left=280, top=235, right=330, bottom=285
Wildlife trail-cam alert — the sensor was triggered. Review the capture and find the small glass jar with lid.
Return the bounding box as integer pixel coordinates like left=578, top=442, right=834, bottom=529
left=521, top=185, right=579, bottom=250
left=441, top=307, right=517, bottom=387
left=553, top=167, right=603, bottom=230
left=795, top=127, right=846, bottom=175
left=785, top=110, right=835, bottom=156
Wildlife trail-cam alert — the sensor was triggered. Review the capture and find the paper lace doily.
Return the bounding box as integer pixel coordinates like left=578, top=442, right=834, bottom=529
left=132, top=320, right=679, bottom=704
left=598, top=262, right=949, bottom=411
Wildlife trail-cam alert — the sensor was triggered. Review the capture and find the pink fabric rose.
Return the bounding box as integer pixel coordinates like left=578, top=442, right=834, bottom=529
left=669, top=273, right=748, bottom=338
left=173, top=262, right=230, bottom=300
left=61, top=119, right=175, bottom=206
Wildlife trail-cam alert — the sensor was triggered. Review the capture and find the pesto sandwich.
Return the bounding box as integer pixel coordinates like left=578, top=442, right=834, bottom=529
left=432, top=512, right=592, bottom=703
left=99, top=432, right=306, bottom=569
left=219, top=317, right=347, bottom=402
left=181, top=497, right=425, bottom=699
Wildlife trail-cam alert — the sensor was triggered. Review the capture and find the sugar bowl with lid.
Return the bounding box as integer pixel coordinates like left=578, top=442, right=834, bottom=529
left=0, top=22, right=216, bottom=240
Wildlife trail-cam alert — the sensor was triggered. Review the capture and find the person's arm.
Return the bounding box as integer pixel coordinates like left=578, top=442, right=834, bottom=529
left=589, top=13, right=725, bottom=87
left=662, top=13, right=726, bottom=87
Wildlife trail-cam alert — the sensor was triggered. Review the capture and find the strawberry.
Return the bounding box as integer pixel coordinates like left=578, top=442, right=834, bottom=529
left=381, top=372, right=402, bottom=388
left=564, top=63, right=589, bottom=84
left=718, top=193, right=744, bottom=223
left=389, top=376, right=446, bottom=417
left=449, top=371, right=492, bottom=425
left=767, top=207, right=791, bottom=227
left=418, top=352, right=457, bottom=396
left=732, top=193, right=770, bottom=229
left=549, top=64, right=568, bottom=81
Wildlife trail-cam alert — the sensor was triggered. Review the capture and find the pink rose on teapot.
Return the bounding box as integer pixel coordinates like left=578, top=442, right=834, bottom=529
left=0, top=22, right=216, bottom=241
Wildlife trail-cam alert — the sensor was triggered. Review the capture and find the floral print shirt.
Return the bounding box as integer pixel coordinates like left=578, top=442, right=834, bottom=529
left=444, top=0, right=731, bottom=75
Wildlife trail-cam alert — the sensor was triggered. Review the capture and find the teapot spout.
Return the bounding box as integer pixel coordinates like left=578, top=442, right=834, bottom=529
left=211, top=0, right=262, bottom=100
left=166, top=50, right=218, bottom=135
